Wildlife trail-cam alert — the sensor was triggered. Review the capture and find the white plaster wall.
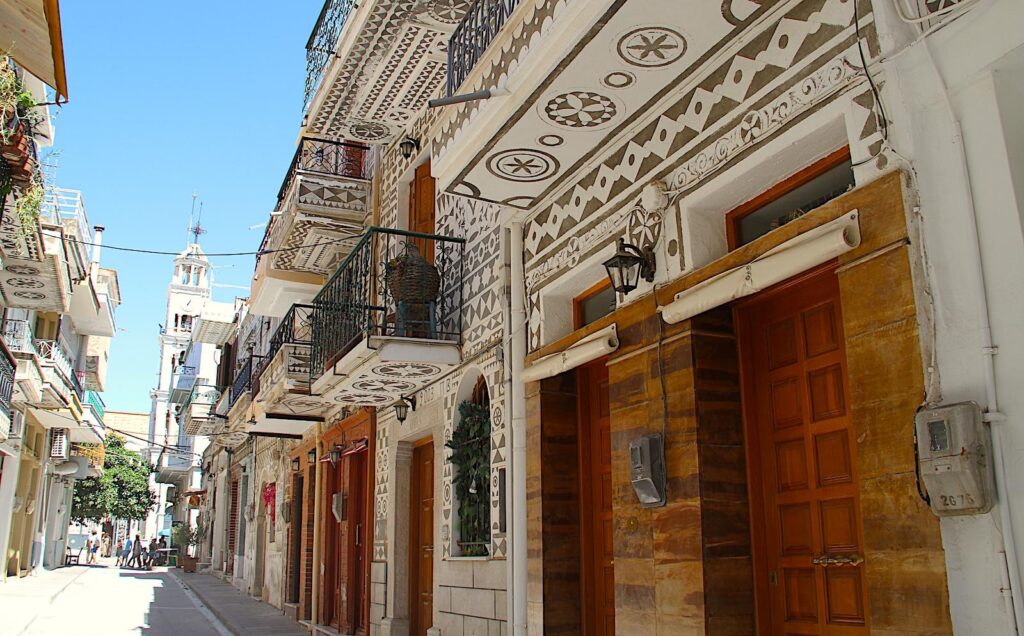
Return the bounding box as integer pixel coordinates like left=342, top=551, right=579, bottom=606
left=877, top=0, right=1024, bottom=632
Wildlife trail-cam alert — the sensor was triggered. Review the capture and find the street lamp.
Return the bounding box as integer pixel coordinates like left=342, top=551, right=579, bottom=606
left=399, top=137, right=421, bottom=160
left=329, top=445, right=342, bottom=466
left=394, top=396, right=417, bottom=423
left=603, top=238, right=656, bottom=294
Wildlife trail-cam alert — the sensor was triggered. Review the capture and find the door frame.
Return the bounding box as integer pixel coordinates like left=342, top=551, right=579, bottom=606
left=408, top=436, right=435, bottom=636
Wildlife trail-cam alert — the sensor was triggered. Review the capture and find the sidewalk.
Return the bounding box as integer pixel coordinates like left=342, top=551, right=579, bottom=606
left=169, top=568, right=307, bottom=636
left=0, top=565, right=92, bottom=634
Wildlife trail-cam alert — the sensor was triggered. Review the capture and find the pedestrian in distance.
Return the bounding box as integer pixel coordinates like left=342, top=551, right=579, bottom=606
left=129, top=533, right=142, bottom=569
left=147, top=537, right=158, bottom=569
left=115, top=539, right=125, bottom=566
left=120, top=537, right=132, bottom=567
left=86, top=531, right=98, bottom=564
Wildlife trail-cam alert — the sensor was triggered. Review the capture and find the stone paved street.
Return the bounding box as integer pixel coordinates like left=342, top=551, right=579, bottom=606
left=0, top=558, right=231, bottom=636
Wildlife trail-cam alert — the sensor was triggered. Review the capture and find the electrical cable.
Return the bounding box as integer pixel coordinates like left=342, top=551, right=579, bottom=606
left=39, top=231, right=358, bottom=258
left=850, top=0, right=890, bottom=168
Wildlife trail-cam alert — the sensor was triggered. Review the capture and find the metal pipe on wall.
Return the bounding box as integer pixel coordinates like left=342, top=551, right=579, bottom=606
left=509, top=221, right=528, bottom=636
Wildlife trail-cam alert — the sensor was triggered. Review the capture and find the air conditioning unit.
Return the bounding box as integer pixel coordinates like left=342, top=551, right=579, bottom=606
left=9, top=411, right=25, bottom=440
left=49, top=428, right=69, bottom=460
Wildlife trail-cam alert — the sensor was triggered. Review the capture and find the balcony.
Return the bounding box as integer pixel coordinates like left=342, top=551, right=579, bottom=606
left=179, top=384, right=223, bottom=437
left=250, top=139, right=371, bottom=318
left=0, top=187, right=91, bottom=312
left=1, top=108, right=38, bottom=187
left=193, top=300, right=237, bottom=346
left=77, top=390, right=106, bottom=444
left=1, top=320, right=44, bottom=406
left=169, top=365, right=198, bottom=404
left=250, top=304, right=325, bottom=435
left=33, top=338, right=81, bottom=409
left=0, top=339, right=14, bottom=443
left=302, top=0, right=472, bottom=143
left=446, top=0, right=524, bottom=97
left=69, top=267, right=119, bottom=338
left=156, top=446, right=195, bottom=484
left=310, top=228, right=464, bottom=406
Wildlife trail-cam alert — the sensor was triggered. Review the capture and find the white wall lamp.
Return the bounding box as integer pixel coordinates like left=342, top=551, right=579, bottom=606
left=394, top=396, right=417, bottom=423
left=603, top=238, right=656, bottom=294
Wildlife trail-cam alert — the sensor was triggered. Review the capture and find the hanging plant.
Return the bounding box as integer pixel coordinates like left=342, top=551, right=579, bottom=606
left=13, top=180, right=43, bottom=238
left=0, top=55, right=41, bottom=144
left=445, top=400, right=491, bottom=556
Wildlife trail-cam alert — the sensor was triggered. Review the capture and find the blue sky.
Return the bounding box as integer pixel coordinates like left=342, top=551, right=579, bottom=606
left=52, top=2, right=321, bottom=412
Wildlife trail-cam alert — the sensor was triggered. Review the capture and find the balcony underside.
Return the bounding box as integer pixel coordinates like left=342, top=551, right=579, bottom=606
left=438, top=0, right=859, bottom=211
left=250, top=414, right=320, bottom=437
left=12, top=356, right=44, bottom=405
left=217, top=393, right=253, bottom=449
left=69, top=280, right=116, bottom=337
left=193, top=303, right=237, bottom=346
left=29, top=406, right=101, bottom=444
left=253, top=346, right=324, bottom=418
left=249, top=269, right=325, bottom=319
left=312, top=336, right=461, bottom=406
left=0, top=252, right=71, bottom=312
left=305, top=0, right=471, bottom=143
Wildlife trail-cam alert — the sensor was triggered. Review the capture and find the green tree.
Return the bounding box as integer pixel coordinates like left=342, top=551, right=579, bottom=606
left=72, top=433, right=156, bottom=523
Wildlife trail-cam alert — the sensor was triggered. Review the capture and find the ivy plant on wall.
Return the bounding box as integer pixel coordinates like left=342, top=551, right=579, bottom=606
left=446, top=399, right=491, bottom=556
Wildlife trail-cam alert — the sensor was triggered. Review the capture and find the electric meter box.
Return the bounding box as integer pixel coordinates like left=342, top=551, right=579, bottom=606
left=629, top=434, right=666, bottom=508
left=915, top=401, right=993, bottom=516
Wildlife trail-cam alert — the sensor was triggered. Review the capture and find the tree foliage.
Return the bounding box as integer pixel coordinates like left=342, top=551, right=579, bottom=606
left=72, top=433, right=156, bottom=523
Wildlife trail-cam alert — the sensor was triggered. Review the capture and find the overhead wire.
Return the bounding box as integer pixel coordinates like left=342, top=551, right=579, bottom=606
left=39, top=231, right=357, bottom=258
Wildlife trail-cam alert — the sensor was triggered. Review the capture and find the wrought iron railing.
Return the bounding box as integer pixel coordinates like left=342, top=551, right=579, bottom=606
left=183, top=384, right=222, bottom=410
left=84, top=390, right=105, bottom=420
left=310, top=227, right=465, bottom=381
left=0, top=339, right=15, bottom=419
left=229, top=356, right=263, bottom=409
left=2, top=319, right=37, bottom=356
left=304, top=0, right=357, bottom=109
left=253, top=305, right=315, bottom=399
left=447, top=0, right=524, bottom=96
left=174, top=365, right=197, bottom=377
left=275, top=138, right=370, bottom=211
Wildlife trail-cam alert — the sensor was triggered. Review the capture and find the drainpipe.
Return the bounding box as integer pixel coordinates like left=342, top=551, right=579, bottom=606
left=919, top=38, right=1022, bottom=635
left=508, top=221, right=528, bottom=636
left=91, top=225, right=104, bottom=279
left=311, top=422, right=324, bottom=625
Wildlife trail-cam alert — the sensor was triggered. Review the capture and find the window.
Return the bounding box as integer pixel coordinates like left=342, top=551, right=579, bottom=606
left=447, top=375, right=491, bottom=556
left=573, top=280, right=615, bottom=330
left=726, top=147, right=854, bottom=249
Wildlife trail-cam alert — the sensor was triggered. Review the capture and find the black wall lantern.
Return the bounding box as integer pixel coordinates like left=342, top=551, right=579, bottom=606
left=394, top=396, right=417, bottom=423
left=603, top=238, right=656, bottom=294
left=291, top=457, right=300, bottom=472
left=307, top=448, right=317, bottom=465
left=328, top=445, right=342, bottom=466
left=399, top=136, right=421, bottom=160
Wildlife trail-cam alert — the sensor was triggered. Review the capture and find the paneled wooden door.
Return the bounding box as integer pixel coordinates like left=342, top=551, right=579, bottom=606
left=578, top=358, right=615, bottom=636
left=736, top=267, right=870, bottom=635
left=409, top=161, right=436, bottom=260
left=409, top=440, right=435, bottom=636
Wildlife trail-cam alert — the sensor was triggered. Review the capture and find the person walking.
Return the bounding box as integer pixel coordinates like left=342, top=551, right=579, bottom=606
left=87, top=532, right=99, bottom=564
left=128, top=534, right=142, bottom=569
left=147, top=537, right=158, bottom=569
left=115, top=539, right=125, bottom=566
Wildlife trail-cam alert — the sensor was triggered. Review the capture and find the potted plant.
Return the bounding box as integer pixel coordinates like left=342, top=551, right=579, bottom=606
left=445, top=400, right=491, bottom=557
left=171, top=522, right=201, bottom=572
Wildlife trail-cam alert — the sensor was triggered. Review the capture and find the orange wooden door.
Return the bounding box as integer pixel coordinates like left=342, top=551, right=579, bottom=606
left=579, top=359, right=615, bottom=636
left=408, top=161, right=436, bottom=261
left=342, top=450, right=367, bottom=634
left=409, top=441, right=434, bottom=636
left=737, top=268, right=869, bottom=635
left=323, top=461, right=343, bottom=628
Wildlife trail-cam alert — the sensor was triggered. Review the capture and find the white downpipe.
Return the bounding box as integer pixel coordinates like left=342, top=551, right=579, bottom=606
left=919, top=38, right=1022, bottom=635
left=509, top=221, right=528, bottom=636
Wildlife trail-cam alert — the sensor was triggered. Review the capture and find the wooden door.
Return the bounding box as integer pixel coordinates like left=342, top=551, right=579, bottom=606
left=341, top=449, right=367, bottom=634
left=737, top=267, right=869, bottom=635
left=409, top=440, right=434, bottom=636
left=289, top=474, right=303, bottom=605
left=408, top=161, right=436, bottom=261
left=323, top=461, right=343, bottom=628
left=578, top=359, right=615, bottom=636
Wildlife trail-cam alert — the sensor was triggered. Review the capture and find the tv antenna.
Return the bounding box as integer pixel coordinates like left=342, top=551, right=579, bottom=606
left=186, top=193, right=207, bottom=246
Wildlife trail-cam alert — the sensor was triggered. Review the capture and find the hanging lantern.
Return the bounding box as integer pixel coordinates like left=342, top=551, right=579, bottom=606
left=603, top=238, right=656, bottom=294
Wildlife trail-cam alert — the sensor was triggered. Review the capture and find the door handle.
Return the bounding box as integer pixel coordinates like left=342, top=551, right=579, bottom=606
left=811, top=553, right=864, bottom=567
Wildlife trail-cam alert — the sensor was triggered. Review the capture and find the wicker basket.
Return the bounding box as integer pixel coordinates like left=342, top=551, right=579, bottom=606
left=385, top=245, right=440, bottom=304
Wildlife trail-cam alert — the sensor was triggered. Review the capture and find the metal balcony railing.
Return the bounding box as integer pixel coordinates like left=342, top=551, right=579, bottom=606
left=304, top=0, right=357, bottom=109
left=0, top=339, right=15, bottom=419
left=310, top=227, right=465, bottom=381
left=447, top=0, right=524, bottom=96
left=84, top=390, right=105, bottom=420
left=229, top=356, right=263, bottom=409
left=252, top=304, right=315, bottom=398
left=174, top=365, right=197, bottom=377
left=275, top=138, right=370, bottom=210
left=182, top=384, right=222, bottom=411
left=2, top=320, right=37, bottom=356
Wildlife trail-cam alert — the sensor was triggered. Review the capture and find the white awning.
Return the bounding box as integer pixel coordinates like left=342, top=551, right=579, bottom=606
left=521, top=324, right=618, bottom=383
left=0, top=0, right=68, bottom=98
left=659, top=211, right=860, bottom=325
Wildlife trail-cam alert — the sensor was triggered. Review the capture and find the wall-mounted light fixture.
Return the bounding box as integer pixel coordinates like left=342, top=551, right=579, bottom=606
left=307, top=449, right=317, bottom=465
left=328, top=445, right=342, bottom=467
left=603, top=238, right=656, bottom=294
left=291, top=457, right=300, bottom=472
left=399, top=136, right=421, bottom=160
left=394, top=396, right=417, bottom=423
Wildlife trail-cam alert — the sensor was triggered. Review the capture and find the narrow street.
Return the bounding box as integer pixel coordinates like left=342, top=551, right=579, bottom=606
left=1, top=558, right=230, bottom=636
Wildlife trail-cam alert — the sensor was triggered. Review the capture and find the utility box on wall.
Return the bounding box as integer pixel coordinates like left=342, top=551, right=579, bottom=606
left=629, top=434, right=666, bottom=508
left=915, top=401, right=994, bottom=516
